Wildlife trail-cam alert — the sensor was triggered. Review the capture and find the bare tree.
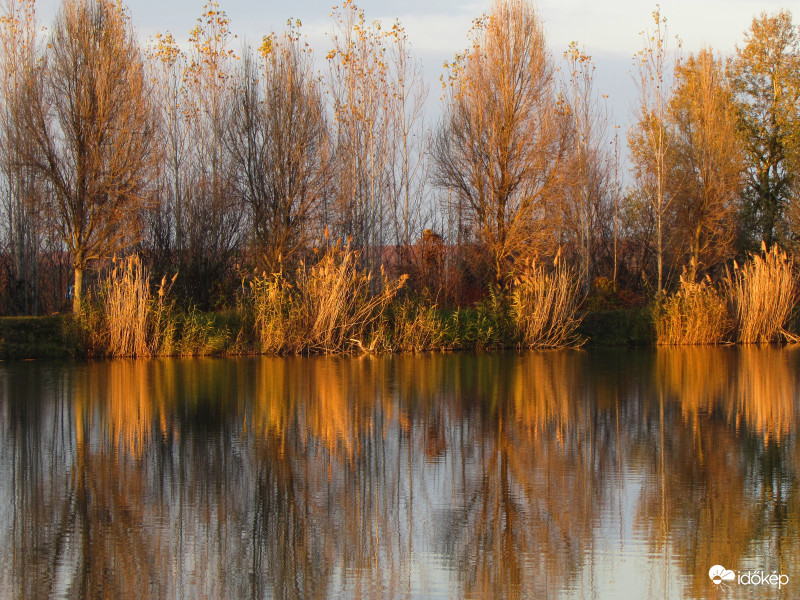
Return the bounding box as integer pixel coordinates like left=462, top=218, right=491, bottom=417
left=434, top=0, right=565, bottom=287
left=0, top=0, right=42, bottom=313
left=144, top=31, right=190, bottom=280
left=327, top=1, right=396, bottom=273
left=561, top=42, right=612, bottom=293
left=612, top=127, right=621, bottom=285
left=386, top=20, right=429, bottom=250
left=227, top=26, right=329, bottom=273
left=19, top=0, right=154, bottom=313
left=179, top=0, right=242, bottom=306
left=630, top=7, right=677, bottom=292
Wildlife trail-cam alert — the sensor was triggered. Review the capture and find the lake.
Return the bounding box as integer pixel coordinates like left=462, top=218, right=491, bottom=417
left=0, top=347, right=798, bottom=599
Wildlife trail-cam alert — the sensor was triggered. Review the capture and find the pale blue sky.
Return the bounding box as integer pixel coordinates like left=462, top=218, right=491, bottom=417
left=30, top=0, right=793, bottom=129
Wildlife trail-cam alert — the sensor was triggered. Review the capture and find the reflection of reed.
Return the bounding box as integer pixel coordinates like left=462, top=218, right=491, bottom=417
left=509, top=351, right=585, bottom=440
left=248, top=356, right=298, bottom=452
left=735, top=347, right=797, bottom=443
left=642, top=346, right=800, bottom=598
left=105, top=360, right=161, bottom=456
left=249, top=356, right=395, bottom=462
left=659, top=346, right=798, bottom=442
left=658, top=346, right=731, bottom=426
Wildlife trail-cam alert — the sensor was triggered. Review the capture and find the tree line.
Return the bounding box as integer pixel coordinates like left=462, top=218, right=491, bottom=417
left=0, top=0, right=798, bottom=316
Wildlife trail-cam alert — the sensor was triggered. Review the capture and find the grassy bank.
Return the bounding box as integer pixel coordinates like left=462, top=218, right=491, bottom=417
left=0, top=309, right=605, bottom=361
left=49, top=250, right=586, bottom=359
left=1, top=302, right=796, bottom=361
left=0, top=316, right=74, bottom=360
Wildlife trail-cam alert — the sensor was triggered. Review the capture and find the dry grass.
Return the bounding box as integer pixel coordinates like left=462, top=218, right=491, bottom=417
left=724, top=243, right=796, bottom=344
left=511, top=256, right=584, bottom=349
left=249, top=245, right=407, bottom=354
left=654, top=274, right=731, bottom=345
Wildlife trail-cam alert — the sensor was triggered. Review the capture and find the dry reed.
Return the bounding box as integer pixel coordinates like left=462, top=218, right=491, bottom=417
left=724, top=243, right=796, bottom=343
left=249, top=245, right=407, bottom=354
left=101, top=255, right=150, bottom=356
left=511, top=256, right=584, bottom=348
left=99, top=254, right=176, bottom=357
left=654, top=274, right=731, bottom=345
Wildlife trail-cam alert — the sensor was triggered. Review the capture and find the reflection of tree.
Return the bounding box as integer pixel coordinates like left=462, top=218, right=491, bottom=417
left=60, top=441, right=161, bottom=598
left=638, top=346, right=800, bottom=599
left=633, top=402, right=759, bottom=599
left=248, top=427, right=333, bottom=600
left=247, top=356, right=405, bottom=597
left=433, top=351, right=618, bottom=599
left=4, top=368, right=163, bottom=599
left=3, top=348, right=800, bottom=599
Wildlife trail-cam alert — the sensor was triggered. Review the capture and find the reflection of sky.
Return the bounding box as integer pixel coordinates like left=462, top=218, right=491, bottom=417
left=330, top=553, right=456, bottom=599
left=565, top=469, right=683, bottom=600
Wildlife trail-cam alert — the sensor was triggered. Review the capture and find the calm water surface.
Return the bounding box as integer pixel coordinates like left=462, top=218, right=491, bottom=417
left=0, top=347, right=798, bottom=599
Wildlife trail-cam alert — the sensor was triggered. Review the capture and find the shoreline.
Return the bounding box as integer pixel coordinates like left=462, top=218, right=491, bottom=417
left=0, top=307, right=747, bottom=361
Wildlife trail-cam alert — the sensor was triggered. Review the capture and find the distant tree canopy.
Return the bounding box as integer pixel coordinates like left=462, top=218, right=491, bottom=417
left=731, top=10, right=800, bottom=250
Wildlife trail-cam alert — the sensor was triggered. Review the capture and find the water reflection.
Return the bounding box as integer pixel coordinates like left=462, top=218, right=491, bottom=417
left=1, top=347, right=799, bottom=599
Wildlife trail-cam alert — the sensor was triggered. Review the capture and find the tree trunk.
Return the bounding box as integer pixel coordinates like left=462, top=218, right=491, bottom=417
left=73, top=266, right=83, bottom=314
left=657, top=214, right=663, bottom=293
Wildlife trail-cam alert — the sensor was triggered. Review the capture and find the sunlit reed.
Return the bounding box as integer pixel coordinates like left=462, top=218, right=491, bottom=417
left=725, top=243, right=796, bottom=343
left=511, top=256, right=584, bottom=348
left=248, top=245, right=406, bottom=354
left=654, top=274, right=731, bottom=345
left=97, top=254, right=177, bottom=357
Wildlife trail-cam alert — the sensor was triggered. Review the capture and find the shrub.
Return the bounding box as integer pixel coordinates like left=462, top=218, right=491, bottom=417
left=392, top=297, right=448, bottom=352
left=458, top=287, right=514, bottom=349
